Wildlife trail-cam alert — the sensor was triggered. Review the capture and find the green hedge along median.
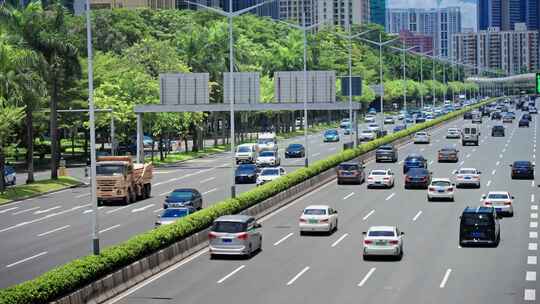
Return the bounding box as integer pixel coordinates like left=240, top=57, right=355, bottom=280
left=0, top=99, right=495, bottom=304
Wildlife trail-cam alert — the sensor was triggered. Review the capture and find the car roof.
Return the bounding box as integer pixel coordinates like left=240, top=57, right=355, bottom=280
left=370, top=169, right=389, bottom=173
left=514, top=161, right=531, bottom=165
left=463, top=206, right=494, bottom=214
left=440, top=146, right=456, bottom=150
left=378, top=144, right=393, bottom=148
left=459, top=167, right=477, bottom=171
left=431, top=178, right=451, bottom=182
left=368, top=226, right=396, bottom=231
left=288, top=143, right=303, bottom=147
left=406, top=154, right=424, bottom=158
left=339, top=161, right=360, bottom=166
left=304, top=205, right=329, bottom=210
left=172, top=188, right=196, bottom=193
left=214, top=215, right=253, bottom=223
left=487, top=191, right=510, bottom=195
left=408, top=167, right=428, bottom=172
left=261, top=167, right=281, bottom=171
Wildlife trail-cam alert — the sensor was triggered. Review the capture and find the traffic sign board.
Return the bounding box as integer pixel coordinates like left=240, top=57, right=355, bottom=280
left=536, top=73, right=540, bottom=94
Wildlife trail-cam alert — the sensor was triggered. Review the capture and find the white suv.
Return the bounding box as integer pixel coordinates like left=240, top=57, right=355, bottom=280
left=235, top=144, right=256, bottom=164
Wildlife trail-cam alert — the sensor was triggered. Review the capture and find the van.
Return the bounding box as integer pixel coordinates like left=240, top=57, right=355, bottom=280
left=256, top=133, right=278, bottom=152
left=209, top=215, right=262, bottom=258
left=459, top=207, right=500, bottom=247
left=336, top=161, right=365, bottom=184
left=235, top=144, right=256, bottom=164
left=461, top=125, right=480, bottom=146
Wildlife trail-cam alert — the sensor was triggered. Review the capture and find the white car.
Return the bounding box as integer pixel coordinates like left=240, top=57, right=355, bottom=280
left=482, top=191, right=514, bottom=216
left=299, top=205, right=338, bottom=235
left=256, top=167, right=285, bottom=186
left=413, top=132, right=430, bottom=144
left=367, top=123, right=381, bottom=132
left=235, top=143, right=257, bottom=164
left=362, top=226, right=404, bottom=260
left=383, top=117, right=395, bottom=124
left=256, top=150, right=280, bottom=167
left=453, top=168, right=481, bottom=188
left=365, top=115, right=376, bottom=123
left=359, top=130, right=376, bottom=141
left=366, top=169, right=395, bottom=188
left=446, top=128, right=461, bottom=139
left=256, top=133, right=278, bottom=152
left=427, top=178, right=455, bottom=201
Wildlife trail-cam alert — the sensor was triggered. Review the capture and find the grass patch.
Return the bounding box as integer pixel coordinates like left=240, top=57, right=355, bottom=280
left=147, top=145, right=230, bottom=166
left=0, top=177, right=81, bottom=205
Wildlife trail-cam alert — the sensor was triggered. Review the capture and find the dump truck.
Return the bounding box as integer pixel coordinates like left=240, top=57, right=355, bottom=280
left=96, top=156, right=153, bottom=205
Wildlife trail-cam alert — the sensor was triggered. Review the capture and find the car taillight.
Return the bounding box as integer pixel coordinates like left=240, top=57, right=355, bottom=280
left=364, top=240, right=373, bottom=245
left=383, top=177, right=390, bottom=180
left=504, top=201, right=512, bottom=205
left=299, top=218, right=307, bottom=223
left=484, top=201, right=492, bottom=206
left=405, top=176, right=411, bottom=181
left=237, top=232, right=249, bottom=240
left=447, top=187, right=453, bottom=191
left=368, top=177, right=373, bottom=180
left=320, top=219, right=329, bottom=223
left=389, top=240, right=399, bottom=245
left=208, top=232, right=217, bottom=239
left=429, top=187, right=436, bottom=191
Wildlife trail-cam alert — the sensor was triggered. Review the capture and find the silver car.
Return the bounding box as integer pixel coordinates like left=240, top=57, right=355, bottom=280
left=209, top=215, right=262, bottom=258
left=155, top=207, right=196, bottom=228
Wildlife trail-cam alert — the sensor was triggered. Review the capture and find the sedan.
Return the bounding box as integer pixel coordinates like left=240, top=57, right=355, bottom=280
left=482, top=191, right=514, bottom=217
left=438, top=147, right=459, bottom=162
left=446, top=128, right=461, bottom=139
left=529, top=107, right=538, bottom=114
left=367, top=123, right=381, bottom=132
left=285, top=143, right=305, bottom=158
left=427, top=178, right=455, bottom=201
left=403, top=154, right=428, bottom=174
left=256, top=167, right=285, bottom=186
left=491, top=112, right=502, bottom=120
left=519, top=118, right=530, bottom=127
left=164, top=188, right=203, bottom=210
left=510, top=161, right=534, bottom=179
left=384, top=117, right=395, bottom=124
left=299, top=205, right=338, bottom=235
left=155, top=207, right=197, bottom=228
left=393, top=124, right=407, bottom=132
left=366, top=169, right=395, bottom=188
left=502, top=115, right=513, bottom=123
left=454, top=168, right=482, bottom=188
left=359, top=130, right=376, bottom=141
left=323, top=129, right=340, bottom=142
left=491, top=125, right=505, bottom=137
left=363, top=226, right=404, bottom=260
left=4, top=166, right=15, bottom=186
left=365, top=115, right=376, bottom=123
left=235, top=164, right=258, bottom=184
left=413, top=132, right=430, bottom=144
left=256, top=150, right=280, bottom=167
left=404, top=168, right=431, bottom=189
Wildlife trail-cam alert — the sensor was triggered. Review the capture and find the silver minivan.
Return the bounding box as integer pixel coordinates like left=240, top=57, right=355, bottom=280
left=209, top=215, right=262, bottom=258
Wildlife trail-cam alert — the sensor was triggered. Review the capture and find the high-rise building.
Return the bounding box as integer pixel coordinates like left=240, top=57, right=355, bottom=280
left=399, top=30, right=433, bottom=53
left=452, top=23, right=540, bottom=75
left=369, top=0, right=385, bottom=27
left=386, top=7, right=462, bottom=58
left=221, top=0, right=279, bottom=19
left=525, top=0, right=539, bottom=30
left=478, top=0, right=540, bottom=31
left=317, top=0, right=370, bottom=27
left=278, top=0, right=318, bottom=26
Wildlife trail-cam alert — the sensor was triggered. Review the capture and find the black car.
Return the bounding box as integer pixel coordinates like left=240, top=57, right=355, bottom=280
left=510, top=161, right=534, bottom=179
left=519, top=117, right=530, bottom=127
left=375, top=144, right=398, bottom=163
left=235, top=164, right=258, bottom=184
left=491, top=125, right=505, bottom=136
left=481, top=109, right=491, bottom=117
left=491, top=112, right=502, bottom=120
left=404, top=168, right=431, bottom=189
left=164, top=188, right=203, bottom=210
left=459, top=207, right=500, bottom=247
left=285, top=143, right=305, bottom=158
left=463, top=112, right=473, bottom=119
left=403, top=154, right=428, bottom=174
left=523, top=113, right=532, bottom=121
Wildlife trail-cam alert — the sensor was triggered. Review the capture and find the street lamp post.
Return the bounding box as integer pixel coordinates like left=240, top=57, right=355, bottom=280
left=389, top=43, right=416, bottom=112
left=185, top=0, right=276, bottom=198
left=411, top=50, right=433, bottom=109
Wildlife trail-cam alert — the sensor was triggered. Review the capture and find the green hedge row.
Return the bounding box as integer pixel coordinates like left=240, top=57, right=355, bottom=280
left=0, top=99, right=494, bottom=304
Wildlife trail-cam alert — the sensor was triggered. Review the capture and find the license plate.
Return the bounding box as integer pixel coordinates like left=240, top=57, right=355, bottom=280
left=308, top=219, right=318, bottom=224
left=471, top=232, right=484, bottom=238
left=465, top=176, right=471, bottom=180
left=375, top=181, right=382, bottom=184
left=222, top=238, right=232, bottom=243
left=342, top=172, right=352, bottom=176
left=438, top=189, right=445, bottom=193
left=375, top=240, right=387, bottom=246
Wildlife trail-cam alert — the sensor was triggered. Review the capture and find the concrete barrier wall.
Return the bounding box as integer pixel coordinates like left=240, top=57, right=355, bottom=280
left=51, top=115, right=460, bottom=304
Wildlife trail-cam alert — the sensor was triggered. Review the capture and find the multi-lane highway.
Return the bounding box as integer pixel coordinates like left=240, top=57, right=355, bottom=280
left=0, top=123, right=365, bottom=288
left=103, top=108, right=538, bottom=304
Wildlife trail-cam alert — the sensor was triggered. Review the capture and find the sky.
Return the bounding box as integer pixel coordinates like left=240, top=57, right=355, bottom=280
left=388, top=0, right=478, bottom=30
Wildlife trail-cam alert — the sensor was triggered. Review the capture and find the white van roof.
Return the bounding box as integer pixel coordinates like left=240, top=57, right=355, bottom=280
left=258, top=132, right=276, bottom=139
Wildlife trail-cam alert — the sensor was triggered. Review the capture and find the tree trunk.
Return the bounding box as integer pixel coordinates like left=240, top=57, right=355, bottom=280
left=159, top=136, right=164, bottom=161
left=25, top=107, right=35, bottom=184
left=50, top=80, right=59, bottom=180
left=183, top=137, right=189, bottom=153
left=0, top=144, right=4, bottom=193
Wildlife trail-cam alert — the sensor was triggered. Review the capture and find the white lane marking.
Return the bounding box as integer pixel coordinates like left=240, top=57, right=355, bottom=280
left=217, top=265, right=246, bottom=284
left=531, top=222, right=538, bottom=228
left=203, top=188, right=218, bottom=195
left=99, top=224, right=121, bottom=234
left=412, top=211, right=423, bottom=222
left=532, top=194, right=535, bottom=203
left=357, top=267, right=376, bottom=287
left=12, top=206, right=40, bottom=215
left=312, top=153, right=321, bottom=157
left=486, top=180, right=492, bottom=187
left=385, top=193, right=395, bottom=201
left=0, top=206, right=18, bottom=214
left=472, top=148, right=476, bottom=152
left=34, top=206, right=62, bottom=215
left=528, top=256, right=537, bottom=265
left=398, top=160, right=404, bottom=165
left=429, top=160, right=434, bottom=165
left=153, top=208, right=163, bottom=213
left=529, top=243, right=538, bottom=251
left=491, top=169, right=496, bottom=175
left=502, top=148, right=506, bottom=153
left=0, top=204, right=90, bottom=233
left=531, top=232, right=539, bottom=239
left=286, top=266, right=310, bottom=286
left=496, top=161, right=500, bottom=166
left=106, top=206, right=129, bottom=214
left=159, top=191, right=170, bottom=197
left=420, top=148, right=425, bottom=152
left=533, top=180, right=536, bottom=187
left=363, top=210, right=375, bottom=221
left=331, top=233, right=349, bottom=248
left=524, top=289, right=536, bottom=301
left=343, top=192, right=355, bottom=200
left=75, top=193, right=90, bottom=199
left=132, top=204, right=155, bottom=213
left=532, top=213, right=538, bottom=219
left=466, top=153, right=471, bottom=158
left=37, top=225, right=71, bottom=237
left=499, top=154, right=503, bottom=158
left=526, top=271, right=536, bottom=281
left=439, top=269, right=452, bottom=288
left=459, top=161, right=465, bottom=166
left=273, top=232, right=294, bottom=246
left=6, top=251, right=48, bottom=268
left=532, top=205, right=538, bottom=210
left=200, top=177, right=216, bottom=183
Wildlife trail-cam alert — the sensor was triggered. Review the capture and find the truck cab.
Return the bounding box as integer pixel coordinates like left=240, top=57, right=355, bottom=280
left=256, top=133, right=278, bottom=153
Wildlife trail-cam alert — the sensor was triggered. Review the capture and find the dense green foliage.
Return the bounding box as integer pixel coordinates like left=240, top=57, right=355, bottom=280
left=0, top=98, right=493, bottom=304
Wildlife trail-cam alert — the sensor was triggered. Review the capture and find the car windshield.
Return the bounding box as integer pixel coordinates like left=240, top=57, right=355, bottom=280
left=370, top=171, right=387, bottom=175
left=368, top=230, right=395, bottom=237
left=432, top=180, right=451, bottom=187
left=377, top=146, right=393, bottom=151
left=161, top=208, right=189, bottom=218
left=325, top=130, right=338, bottom=135
left=288, top=144, right=302, bottom=149
left=440, top=148, right=455, bottom=152
left=514, top=162, right=530, bottom=167
left=461, top=213, right=494, bottom=226
left=448, top=129, right=458, bottom=132
left=170, top=191, right=193, bottom=200
left=406, top=157, right=422, bottom=162
left=304, top=209, right=327, bottom=215
left=96, top=164, right=124, bottom=176
left=459, top=169, right=477, bottom=174
left=338, top=164, right=358, bottom=171
left=237, top=146, right=251, bottom=153
left=368, top=124, right=378, bottom=128
left=362, top=130, right=373, bottom=134
left=487, top=193, right=509, bottom=199
left=259, top=151, right=275, bottom=157
left=416, top=132, right=427, bottom=136
left=237, top=165, right=256, bottom=171
left=212, top=221, right=247, bottom=233
left=261, top=169, right=279, bottom=176
left=257, top=138, right=274, bottom=145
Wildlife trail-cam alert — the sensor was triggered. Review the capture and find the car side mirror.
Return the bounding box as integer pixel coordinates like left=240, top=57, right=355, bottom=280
left=362, top=231, right=367, bottom=235
left=452, top=183, right=456, bottom=186
left=509, top=164, right=512, bottom=167
left=165, top=196, right=169, bottom=199
left=478, top=171, right=482, bottom=174
left=255, top=223, right=262, bottom=229
left=512, top=196, right=515, bottom=199
left=481, top=195, right=486, bottom=199
left=452, top=170, right=457, bottom=174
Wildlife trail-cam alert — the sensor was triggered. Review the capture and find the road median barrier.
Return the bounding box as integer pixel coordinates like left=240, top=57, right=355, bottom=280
left=0, top=99, right=495, bottom=304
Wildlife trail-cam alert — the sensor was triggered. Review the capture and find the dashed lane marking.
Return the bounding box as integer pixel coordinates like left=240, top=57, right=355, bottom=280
left=286, top=266, right=310, bottom=286
left=217, top=265, right=245, bottom=284
left=357, top=267, right=376, bottom=287
left=273, top=232, right=294, bottom=246
left=331, top=233, right=349, bottom=248
left=439, top=269, right=452, bottom=288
